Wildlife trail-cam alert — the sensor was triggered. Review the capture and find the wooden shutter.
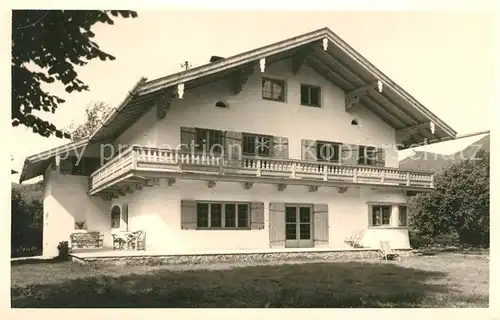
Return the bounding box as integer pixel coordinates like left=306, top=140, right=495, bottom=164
left=269, top=202, right=286, bottom=248
left=181, top=200, right=197, bottom=229
left=313, top=204, right=329, bottom=246
left=272, top=136, right=289, bottom=159
left=341, top=144, right=359, bottom=165
left=367, top=205, right=373, bottom=227
left=180, top=127, right=196, bottom=151
left=376, top=148, right=385, bottom=167
left=301, top=139, right=317, bottom=161
left=250, top=202, right=265, bottom=230
left=225, top=131, right=242, bottom=163
left=122, top=204, right=129, bottom=231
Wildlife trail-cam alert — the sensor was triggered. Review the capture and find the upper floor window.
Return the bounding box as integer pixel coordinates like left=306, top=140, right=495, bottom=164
left=262, top=78, right=285, bottom=102
left=358, top=146, right=377, bottom=165
left=371, top=205, right=391, bottom=227
left=316, top=141, right=340, bottom=162
left=196, top=128, right=223, bottom=153
left=196, top=202, right=249, bottom=229
left=300, top=84, right=321, bottom=107
left=242, top=134, right=272, bottom=156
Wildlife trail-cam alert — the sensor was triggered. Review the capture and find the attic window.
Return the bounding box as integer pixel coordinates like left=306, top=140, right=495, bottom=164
left=351, top=119, right=359, bottom=126
left=215, top=101, right=229, bottom=109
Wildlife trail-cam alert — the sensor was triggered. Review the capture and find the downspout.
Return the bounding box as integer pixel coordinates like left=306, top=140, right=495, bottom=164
left=88, top=77, right=148, bottom=142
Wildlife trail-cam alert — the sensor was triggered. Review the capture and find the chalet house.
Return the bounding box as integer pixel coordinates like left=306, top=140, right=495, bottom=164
left=19, top=27, right=456, bottom=259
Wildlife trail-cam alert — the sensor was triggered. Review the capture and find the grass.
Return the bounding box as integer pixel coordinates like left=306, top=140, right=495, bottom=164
left=11, top=252, right=489, bottom=308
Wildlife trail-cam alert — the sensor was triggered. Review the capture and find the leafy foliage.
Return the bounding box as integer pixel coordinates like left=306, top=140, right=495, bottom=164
left=11, top=188, right=43, bottom=257
left=12, top=10, right=137, bottom=138
left=410, top=150, right=490, bottom=247
left=65, top=101, right=112, bottom=140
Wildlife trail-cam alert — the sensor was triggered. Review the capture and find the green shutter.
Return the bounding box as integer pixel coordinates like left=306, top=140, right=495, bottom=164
left=301, top=139, right=317, bottom=161
left=181, top=200, right=197, bottom=229
left=376, top=148, right=386, bottom=167
left=272, top=136, right=289, bottom=158
left=341, top=144, right=359, bottom=165
left=269, top=202, right=286, bottom=248
left=250, top=202, right=265, bottom=230
left=313, top=204, right=329, bottom=246
left=367, top=205, right=373, bottom=227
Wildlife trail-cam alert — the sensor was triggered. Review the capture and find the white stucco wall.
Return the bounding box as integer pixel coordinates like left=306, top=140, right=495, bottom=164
left=110, top=180, right=409, bottom=253
left=115, top=58, right=399, bottom=167
left=42, top=168, right=110, bottom=257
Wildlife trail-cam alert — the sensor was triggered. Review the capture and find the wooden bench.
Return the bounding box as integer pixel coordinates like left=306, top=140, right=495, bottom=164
left=70, top=232, right=104, bottom=249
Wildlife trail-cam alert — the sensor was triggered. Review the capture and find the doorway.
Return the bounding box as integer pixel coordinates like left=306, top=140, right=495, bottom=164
left=285, top=204, right=313, bottom=248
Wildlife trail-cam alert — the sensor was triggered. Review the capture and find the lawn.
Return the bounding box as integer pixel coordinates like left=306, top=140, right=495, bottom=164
left=11, top=252, right=489, bottom=308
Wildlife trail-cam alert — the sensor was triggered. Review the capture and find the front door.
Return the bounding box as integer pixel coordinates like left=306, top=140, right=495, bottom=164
left=285, top=205, right=313, bottom=248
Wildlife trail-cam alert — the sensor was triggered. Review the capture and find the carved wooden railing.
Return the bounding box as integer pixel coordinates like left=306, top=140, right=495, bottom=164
left=90, top=146, right=435, bottom=191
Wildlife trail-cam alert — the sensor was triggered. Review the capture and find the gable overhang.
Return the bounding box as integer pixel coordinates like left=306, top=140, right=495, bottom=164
left=86, top=27, right=457, bottom=148
left=19, top=138, right=90, bottom=183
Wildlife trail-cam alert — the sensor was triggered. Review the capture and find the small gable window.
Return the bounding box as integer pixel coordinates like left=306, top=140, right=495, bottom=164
left=215, top=101, right=229, bottom=108
left=300, top=84, right=321, bottom=107
left=351, top=119, right=359, bottom=126
left=262, top=78, right=285, bottom=102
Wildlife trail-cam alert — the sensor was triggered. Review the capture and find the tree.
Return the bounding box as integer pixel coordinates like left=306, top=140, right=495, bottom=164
left=65, top=101, right=113, bottom=141
left=11, top=188, right=43, bottom=257
left=11, top=10, right=137, bottom=139
left=410, top=150, right=490, bottom=247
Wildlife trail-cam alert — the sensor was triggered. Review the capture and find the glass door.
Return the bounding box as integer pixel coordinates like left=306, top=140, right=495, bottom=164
left=285, top=205, right=313, bottom=248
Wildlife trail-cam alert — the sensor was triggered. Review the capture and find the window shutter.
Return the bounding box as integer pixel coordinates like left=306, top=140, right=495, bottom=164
left=180, top=127, right=196, bottom=151
left=272, top=136, right=289, bottom=159
left=122, top=204, right=129, bottom=231
left=250, top=202, right=265, bottom=230
left=224, top=131, right=242, bottom=164
left=269, top=202, right=286, bottom=248
left=367, top=205, right=373, bottom=227
left=181, top=200, right=197, bottom=229
left=59, top=157, right=74, bottom=175
left=341, top=144, right=359, bottom=165
left=376, top=148, right=385, bottom=167
left=313, top=204, right=329, bottom=246
left=301, top=139, right=317, bottom=161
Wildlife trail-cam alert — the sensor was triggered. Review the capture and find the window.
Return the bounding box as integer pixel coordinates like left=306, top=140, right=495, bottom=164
left=399, top=206, right=408, bottom=227
left=316, top=141, right=340, bottom=162
left=358, top=146, right=377, bottom=165
left=242, top=134, right=272, bottom=156
left=300, top=84, right=321, bottom=107
left=196, top=128, right=223, bottom=153
left=262, top=78, right=285, bottom=102
left=371, top=205, right=391, bottom=227
left=111, top=205, right=121, bottom=229
left=196, top=202, right=250, bottom=229
left=215, top=100, right=229, bottom=108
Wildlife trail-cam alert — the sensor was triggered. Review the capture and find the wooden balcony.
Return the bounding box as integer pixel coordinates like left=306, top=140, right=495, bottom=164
left=89, top=146, right=435, bottom=197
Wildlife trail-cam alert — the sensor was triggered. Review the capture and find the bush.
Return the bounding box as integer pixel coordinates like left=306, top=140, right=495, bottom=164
left=57, top=241, right=70, bottom=260
left=409, top=230, right=460, bottom=249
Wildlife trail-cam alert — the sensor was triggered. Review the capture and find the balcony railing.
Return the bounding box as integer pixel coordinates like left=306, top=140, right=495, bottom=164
left=89, top=146, right=434, bottom=193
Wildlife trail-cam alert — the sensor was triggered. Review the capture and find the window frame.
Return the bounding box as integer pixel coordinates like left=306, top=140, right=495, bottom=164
left=196, top=201, right=251, bottom=230
left=370, top=205, right=392, bottom=227
left=315, top=140, right=341, bottom=163
left=242, top=133, right=273, bottom=157
left=262, top=77, right=286, bottom=102
left=358, top=145, right=377, bottom=166
left=300, top=84, right=321, bottom=107
left=398, top=205, right=408, bottom=227
left=110, top=205, right=121, bottom=229
left=195, top=128, right=224, bottom=153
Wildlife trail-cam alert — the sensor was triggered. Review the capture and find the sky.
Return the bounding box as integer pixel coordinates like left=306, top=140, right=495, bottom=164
left=10, top=11, right=493, bottom=183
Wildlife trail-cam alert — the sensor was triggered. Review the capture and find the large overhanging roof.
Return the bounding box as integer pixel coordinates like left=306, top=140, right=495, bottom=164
left=89, top=27, right=456, bottom=147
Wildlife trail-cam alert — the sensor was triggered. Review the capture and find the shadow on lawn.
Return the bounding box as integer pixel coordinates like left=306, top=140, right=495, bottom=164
left=12, top=261, right=462, bottom=308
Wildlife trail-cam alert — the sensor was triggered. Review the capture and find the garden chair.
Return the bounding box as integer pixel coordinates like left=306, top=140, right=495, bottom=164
left=345, top=229, right=365, bottom=248
left=112, top=233, right=127, bottom=250
left=127, top=230, right=146, bottom=251
left=379, top=240, right=400, bottom=261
